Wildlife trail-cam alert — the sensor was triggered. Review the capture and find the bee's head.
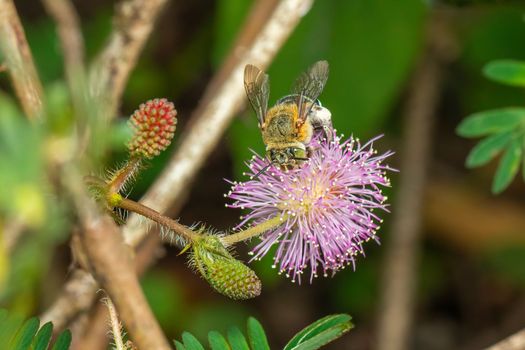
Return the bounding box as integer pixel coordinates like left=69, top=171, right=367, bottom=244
left=267, top=147, right=307, bottom=166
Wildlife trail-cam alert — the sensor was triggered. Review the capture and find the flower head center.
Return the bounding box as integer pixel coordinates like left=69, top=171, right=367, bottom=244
left=278, top=176, right=334, bottom=215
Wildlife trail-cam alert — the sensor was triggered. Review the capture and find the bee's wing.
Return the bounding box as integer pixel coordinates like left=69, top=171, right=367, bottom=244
left=244, top=64, right=270, bottom=126
left=292, top=60, right=329, bottom=122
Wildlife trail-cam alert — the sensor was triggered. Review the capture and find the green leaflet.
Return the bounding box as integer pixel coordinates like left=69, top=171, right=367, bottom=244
left=32, top=322, right=53, bottom=350
left=456, top=108, right=525, bottom=138
left=483, top=60, right=525, bottom=87
left=247, top=317, right=270, bottom=350
left=50, top=330, right=71, bottom=350
left=492, top=137, right=523, bottom=194
left=10, top=317, right=40, bottom=350
left=175, top=340, right=187, bottom=350
left=182, top=332, right=206, bottom=350
left=465, top=131, right=513, bottom=168
left=227, top=326, right=250, bottom=350
left=284, top=314, right=353, bottom=350
left=0, top=310, right=71, bottom=350
left=208, top=331, right=230, bottom=350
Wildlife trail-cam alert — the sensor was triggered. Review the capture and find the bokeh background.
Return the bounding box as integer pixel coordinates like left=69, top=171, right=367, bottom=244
left=1, top=0, right=525, bottom=349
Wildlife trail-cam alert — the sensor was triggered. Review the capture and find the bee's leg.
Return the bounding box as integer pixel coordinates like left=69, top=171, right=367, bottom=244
left=306, top=146, right=312, bottom=158
left=309, top=105, right=333, bottom=142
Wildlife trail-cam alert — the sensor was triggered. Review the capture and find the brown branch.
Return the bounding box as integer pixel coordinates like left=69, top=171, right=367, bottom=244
left=41, top=227, right=164, bottom=333
left=375, top=12, right=459, bottom=350
left=486, top=329, right=525, bottom=350
left=69, top=233, right=163, bottom=349
left=41, top=0, right=86, bottom=104
left=65, top=170, right=170, bottom=350
left=41, top=0, right=84, bottom=75
left=89, top=0, right=168, bottom=119
left=42, top=0, right=313, bottom=332
left=0, top=0, right=44, bottom=120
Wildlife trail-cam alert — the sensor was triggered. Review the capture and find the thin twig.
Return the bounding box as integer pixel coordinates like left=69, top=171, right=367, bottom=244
left=65, top=168, right=170, bottom=350
left=0, top=0, right=44, bottom=120
left=89, top=0, right=168, bottom=119
left=375, top=12, right=458, bottom=350
left=486, top=329, right=525, bottom=350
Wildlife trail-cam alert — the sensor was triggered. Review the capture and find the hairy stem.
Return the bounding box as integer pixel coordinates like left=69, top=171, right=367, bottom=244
left=222, top=213, right=289, bottom=245
left=116, top=197, right=200, bottom=242
left=104, top=297, right=126, bottom=350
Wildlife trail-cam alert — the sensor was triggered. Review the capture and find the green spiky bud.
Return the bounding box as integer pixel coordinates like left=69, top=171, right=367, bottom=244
left=191, top=235, right=261, bottom=300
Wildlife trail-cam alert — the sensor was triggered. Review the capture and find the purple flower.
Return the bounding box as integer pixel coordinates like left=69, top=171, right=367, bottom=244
left=225, top=132, right=394, bottom=283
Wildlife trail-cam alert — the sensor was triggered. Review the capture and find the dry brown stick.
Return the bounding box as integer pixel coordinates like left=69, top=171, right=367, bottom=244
left=42, top=0, right=84, bottom=74
left=42, top=0, right=86, bottom=102
left=66, top=170, right=170, bottom=350
left=71, top=234, right=163, bottom=350
left=375, top=13, right=458, bottom=350
left=41, top=227, right=163, bottom=333
left=89, top=0, right=168, bottom=119
left=42, top=0, right=313, bottom=331
left=0, top=0, right=44, bottom=120
left=486, top=329, right=525, bottom=350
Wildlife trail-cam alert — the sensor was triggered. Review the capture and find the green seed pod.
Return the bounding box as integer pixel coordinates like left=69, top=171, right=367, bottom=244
left=191, top=235, right=261, bottom=300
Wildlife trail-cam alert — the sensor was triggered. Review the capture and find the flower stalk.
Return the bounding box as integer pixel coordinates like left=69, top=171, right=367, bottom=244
left=221, top=213, right=290, bottom=245
left=115, top=197, right=200, bottom=242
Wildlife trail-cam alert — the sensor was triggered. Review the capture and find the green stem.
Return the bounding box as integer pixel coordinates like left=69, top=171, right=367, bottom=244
left=221, top=213, right=289, bottom=245
left=116, top=197, right=200, bottom=242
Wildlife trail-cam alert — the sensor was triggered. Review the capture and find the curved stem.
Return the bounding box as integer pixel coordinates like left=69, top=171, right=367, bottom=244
left=118, top=197, right=287, bottom=247
left=116, top=197, right=200, bottom=242
left=221, top=213, right=289, bottom=245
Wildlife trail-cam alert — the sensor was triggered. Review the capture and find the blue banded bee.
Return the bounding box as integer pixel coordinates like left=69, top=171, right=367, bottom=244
left=244, top=60, right=332, bottom=170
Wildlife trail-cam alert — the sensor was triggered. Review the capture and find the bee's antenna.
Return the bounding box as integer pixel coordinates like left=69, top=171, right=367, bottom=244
left=293, top=157, right=309, bottom=161
left=250, top=162, right=272, bottom=180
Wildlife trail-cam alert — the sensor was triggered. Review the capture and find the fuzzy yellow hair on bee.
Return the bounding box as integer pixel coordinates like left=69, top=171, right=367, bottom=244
left=244, top=61, right=332, bottom=170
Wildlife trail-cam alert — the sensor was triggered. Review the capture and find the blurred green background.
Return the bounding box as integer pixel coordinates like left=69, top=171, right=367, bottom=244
left=1, top=0, right=525, bottom=349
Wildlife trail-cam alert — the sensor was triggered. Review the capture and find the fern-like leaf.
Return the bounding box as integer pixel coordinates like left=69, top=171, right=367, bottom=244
left=0, top=309, right=71, bottom=350
left=173, top=315, right=352, bottom=350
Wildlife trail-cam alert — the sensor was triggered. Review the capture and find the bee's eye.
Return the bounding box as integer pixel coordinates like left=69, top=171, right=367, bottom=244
left=293, top=148, right=306, bottom=159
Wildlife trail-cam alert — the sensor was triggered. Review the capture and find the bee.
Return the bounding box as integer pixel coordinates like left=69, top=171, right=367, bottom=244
left=244, top=60, right=332, bottom=171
